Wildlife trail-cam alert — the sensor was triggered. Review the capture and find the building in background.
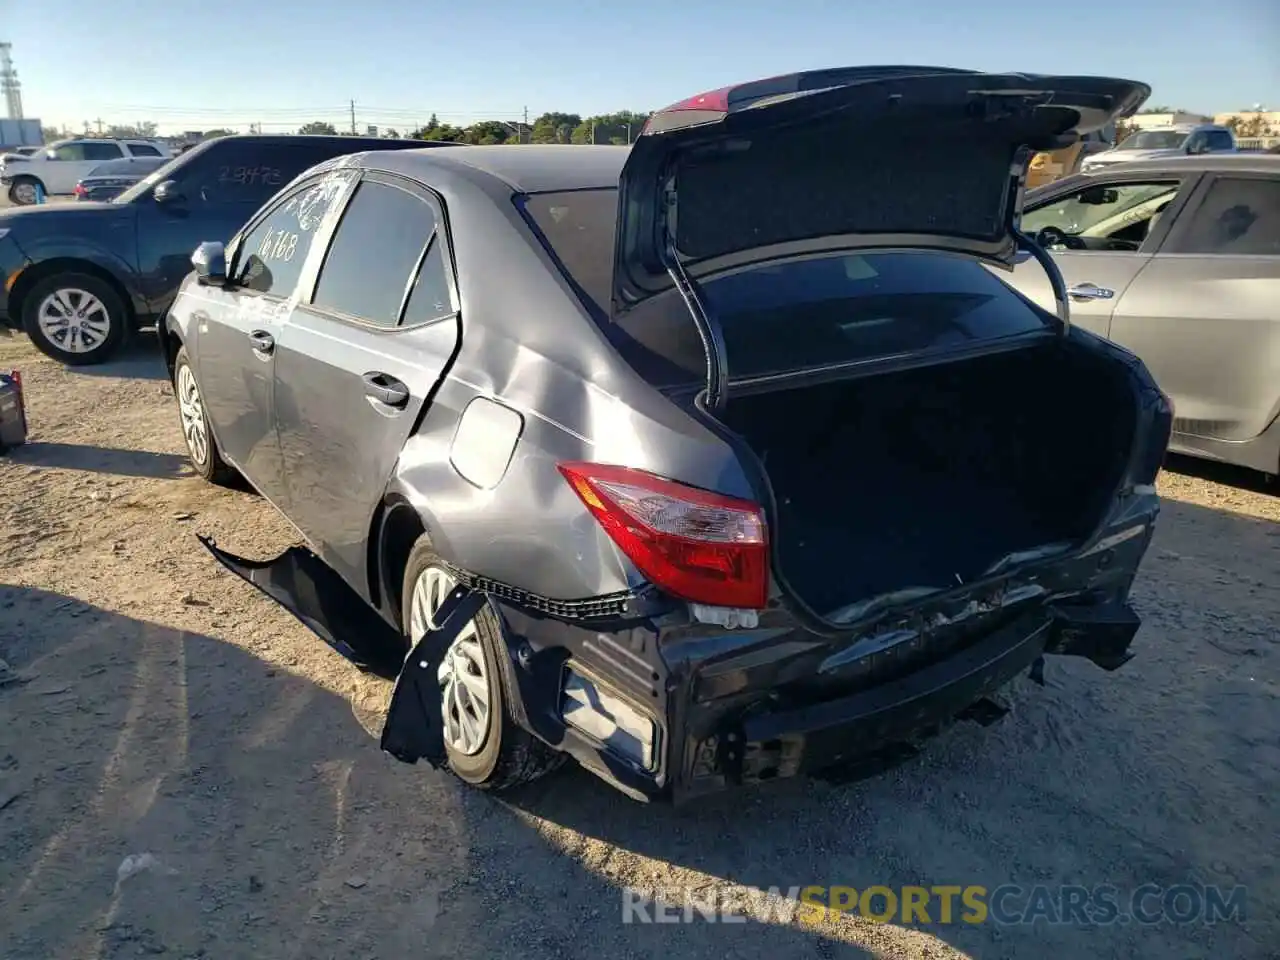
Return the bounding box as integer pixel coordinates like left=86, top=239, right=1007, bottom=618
left=1129, top=111, right=1214, bottom=131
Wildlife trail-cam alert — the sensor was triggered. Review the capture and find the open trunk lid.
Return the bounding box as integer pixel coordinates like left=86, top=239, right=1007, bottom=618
left=609, top=66, right=1148, bottom=408
left=613, top=67, right=1149, bottom=304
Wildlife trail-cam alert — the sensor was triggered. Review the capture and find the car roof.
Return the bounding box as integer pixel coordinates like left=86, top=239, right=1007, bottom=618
left=364, top=144, right=631, bottom=194
left=1083, top=154, right=1280, bottom=176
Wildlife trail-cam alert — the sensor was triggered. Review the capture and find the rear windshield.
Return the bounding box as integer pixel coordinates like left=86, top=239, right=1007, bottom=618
left=520, top=187, right=1051, bottom=387
left=87, top=157, right=167, bottom=177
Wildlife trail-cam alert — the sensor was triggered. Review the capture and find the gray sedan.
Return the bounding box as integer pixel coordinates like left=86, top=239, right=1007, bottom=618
left=160, top=66, right=1171, bottom=803
left=1005, top=154, right=1280, bottom=477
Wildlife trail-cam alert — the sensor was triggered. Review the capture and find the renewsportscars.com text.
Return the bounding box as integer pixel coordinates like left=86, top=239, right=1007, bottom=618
left=621, top=884, right=1247, bottom=927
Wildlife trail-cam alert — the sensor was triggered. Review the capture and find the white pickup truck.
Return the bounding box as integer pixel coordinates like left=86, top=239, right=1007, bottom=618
left=0, top=138, right=173, bottom=204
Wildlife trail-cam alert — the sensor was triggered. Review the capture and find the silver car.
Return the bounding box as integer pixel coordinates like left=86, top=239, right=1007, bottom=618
left=1005, top=154, right=1280, bottom=477
left=161, top=66, right=1171, bottom=803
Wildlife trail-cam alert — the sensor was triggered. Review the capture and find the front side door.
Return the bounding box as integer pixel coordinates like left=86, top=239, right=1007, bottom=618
left=1006, top=173, right=1199, bottom=337
left=191, top=171, right=357, bottom=502
left=1107, top=172, right=1280, bottom=445
left=273, top=172, right=461, bottom=594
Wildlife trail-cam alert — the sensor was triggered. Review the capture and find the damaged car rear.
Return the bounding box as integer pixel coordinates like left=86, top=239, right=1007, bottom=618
left=171, top=65, right=1171, bottom=803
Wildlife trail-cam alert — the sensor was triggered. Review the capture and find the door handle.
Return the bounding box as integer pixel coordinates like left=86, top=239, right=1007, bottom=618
left=1066, top=283, right=1115, bottom=302
left=248, top=330, right=275, bottom=354
left=362, top=372, right=410, bottom=409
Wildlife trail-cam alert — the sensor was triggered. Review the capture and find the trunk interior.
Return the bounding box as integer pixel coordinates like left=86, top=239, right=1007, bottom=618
left=718, top=342, right=1138, bottom=617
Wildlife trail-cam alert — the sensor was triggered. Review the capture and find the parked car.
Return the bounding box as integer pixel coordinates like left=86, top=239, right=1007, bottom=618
left=1080, top=123, right=1236, bottom=173
left=163, top=66, right=1171, bottom=803
left=0, top=137, right=172, bottom=203
left=0, top=145, right=41, bottom=160
left=74, top=156, right=170, bottom=202
left=1002, top=154, right=1280, bottom=477
left=0, top=134, right=449, bottom=364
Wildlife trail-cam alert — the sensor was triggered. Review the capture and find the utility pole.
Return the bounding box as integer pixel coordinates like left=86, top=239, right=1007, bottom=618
left=94, top=117, right=103, bottom=135
left=590, top=120, right=595, bottom=145
left=522, top=105, right=528, bottom=144
left=349, top=100, right=357, bottom=135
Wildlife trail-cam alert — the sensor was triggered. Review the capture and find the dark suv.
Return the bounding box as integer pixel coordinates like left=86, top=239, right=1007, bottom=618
left=0, top=135, right=448, bottom=365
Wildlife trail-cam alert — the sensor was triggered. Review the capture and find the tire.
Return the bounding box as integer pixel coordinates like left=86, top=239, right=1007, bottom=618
left=21, top=271, right=128, bottom=365
left=7, top=176, right=42, bottom=206
left=172, top=346, right=237, bottom=486
left=400, top=538, right=565, bottom=792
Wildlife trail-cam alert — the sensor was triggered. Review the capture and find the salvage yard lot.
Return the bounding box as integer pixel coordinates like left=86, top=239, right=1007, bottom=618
left=0, top=333, right=1277, bottom=960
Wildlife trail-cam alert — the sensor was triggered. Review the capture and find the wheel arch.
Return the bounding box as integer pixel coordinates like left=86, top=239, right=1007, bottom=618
left=371, top=492, right=453, bottom=632
left=9, top=257, right=139, bottom=333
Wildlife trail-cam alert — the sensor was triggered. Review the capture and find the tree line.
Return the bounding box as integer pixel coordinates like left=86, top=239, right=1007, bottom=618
left=297, top=111, right=651, bottom=145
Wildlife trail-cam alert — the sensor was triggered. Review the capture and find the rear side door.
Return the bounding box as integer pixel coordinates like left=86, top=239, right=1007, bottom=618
left=1006, top=173, right=1199, bottom=337
left=272, top=172, right=461, bottom=593
left=191, top=171, right=357, bottom=500
left=1106, top=172, right=1280, bottom=443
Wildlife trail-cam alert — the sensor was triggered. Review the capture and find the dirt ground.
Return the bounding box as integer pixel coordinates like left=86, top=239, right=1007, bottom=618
left=0, top=331, right=1276, bottom=960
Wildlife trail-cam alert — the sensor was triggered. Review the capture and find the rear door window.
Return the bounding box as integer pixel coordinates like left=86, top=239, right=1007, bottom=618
left=127, top=142, right=163, bottom=157
left=1205, top=130, right=1235, bottom=151
left=310, top=178, right=438, bottom=326
left=1164, top=177, right=1280, bottom=256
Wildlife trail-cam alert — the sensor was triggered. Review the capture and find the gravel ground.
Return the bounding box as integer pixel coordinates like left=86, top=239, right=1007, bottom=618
left=0, top=332, right=1276, bottom=960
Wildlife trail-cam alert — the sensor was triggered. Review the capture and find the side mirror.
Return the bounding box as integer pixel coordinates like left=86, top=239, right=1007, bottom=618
left=153, top=179, right=185, bottom=204
left=191, top=241, right=228, bottom=287
left=1079, top=187, right=1119, bottom=206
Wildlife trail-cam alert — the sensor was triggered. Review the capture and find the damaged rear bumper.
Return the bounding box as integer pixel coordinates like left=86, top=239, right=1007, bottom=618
left=197, top=503, right=1155, bottom=804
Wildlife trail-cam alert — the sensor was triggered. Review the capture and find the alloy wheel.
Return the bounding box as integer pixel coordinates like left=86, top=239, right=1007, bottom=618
left=409, top=565, right=490, bottom=756
left=36, top=288, right=112, bottom=354
left=11, top=181, right=37, bottom=205
left=176, top=364, right=209, bottom=466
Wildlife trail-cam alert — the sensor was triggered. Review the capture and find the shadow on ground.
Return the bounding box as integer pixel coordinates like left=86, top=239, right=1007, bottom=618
left=1, top=496, right=1275, bottom=959
left=62, top=332, right=167, bottom=382
left=0, top=586, right=883, bottom=960
left=1163, top=453, right=1277, bottom=495
left=8, top=441, right=190, bottom=480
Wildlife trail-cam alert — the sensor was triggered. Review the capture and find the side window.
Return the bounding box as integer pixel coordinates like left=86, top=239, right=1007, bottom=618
left=1205, top=130, right=1235, bottom=151
left=401, top=239, right=455, bottom=325
left=83, top=142, right=124, bottom=161
left=127, top=143, right=163, bottom=157
left=1020, top=180, right=1180, bottom=250
left=186, top=142, right=342, bottom=206
left=1184, top=133, right=1208, bottom=154
left=1165, top=178, right=1280, bottom=256
left=51, top=143, right=87, bottom=161
left=234, top=177, right=349, bottom=298
left=311, top=180, right=437, bottom=327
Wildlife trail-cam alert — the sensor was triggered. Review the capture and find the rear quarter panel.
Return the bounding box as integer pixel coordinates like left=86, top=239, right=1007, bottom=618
left=384, top=166, right=751, bottom=601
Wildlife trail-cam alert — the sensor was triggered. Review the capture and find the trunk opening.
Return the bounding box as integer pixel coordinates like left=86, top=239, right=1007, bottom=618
left=717, top=342, right=1137, bottom=618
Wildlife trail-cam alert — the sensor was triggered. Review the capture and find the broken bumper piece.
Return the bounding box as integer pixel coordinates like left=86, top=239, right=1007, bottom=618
left=196, top=534, right=487, bottom=773
left=198, top=536, right=405, bottom=678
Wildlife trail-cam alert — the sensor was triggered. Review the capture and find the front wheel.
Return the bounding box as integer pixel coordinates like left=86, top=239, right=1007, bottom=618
left=400, top=539, right=565, bottom=791
left=172, top=346, right=237, bottom=486
left=21, top=272, right=128, bottom=365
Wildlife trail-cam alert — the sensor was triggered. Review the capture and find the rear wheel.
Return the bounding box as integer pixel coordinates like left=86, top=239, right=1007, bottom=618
left=400, top=538, right=564, bottom=791
left=7, top=176, right=41, bottom=206
left=21, top=272, right=127, bottom=365
left=172, top=346, right=237, bottom=486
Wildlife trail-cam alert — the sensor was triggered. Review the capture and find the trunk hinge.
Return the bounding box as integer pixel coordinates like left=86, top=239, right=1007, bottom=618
left=380, top=585, right=488, bottom=767
left=1016, top=228, right=1072, bottom=336
left=1008, top=152, right=1071, bottom=337
left=659, top=181, right=729, bottom=412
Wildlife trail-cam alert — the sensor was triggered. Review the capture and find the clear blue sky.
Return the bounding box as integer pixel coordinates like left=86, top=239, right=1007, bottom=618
left=11, top=0, right=1280, bottom=135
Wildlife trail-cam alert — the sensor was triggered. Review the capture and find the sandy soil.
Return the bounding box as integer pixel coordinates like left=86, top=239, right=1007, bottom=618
left=0, top=332, right=1276, bottom=960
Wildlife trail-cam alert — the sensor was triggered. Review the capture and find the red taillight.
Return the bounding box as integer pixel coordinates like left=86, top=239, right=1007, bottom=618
left=558, top=462, right=768, bottom=609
